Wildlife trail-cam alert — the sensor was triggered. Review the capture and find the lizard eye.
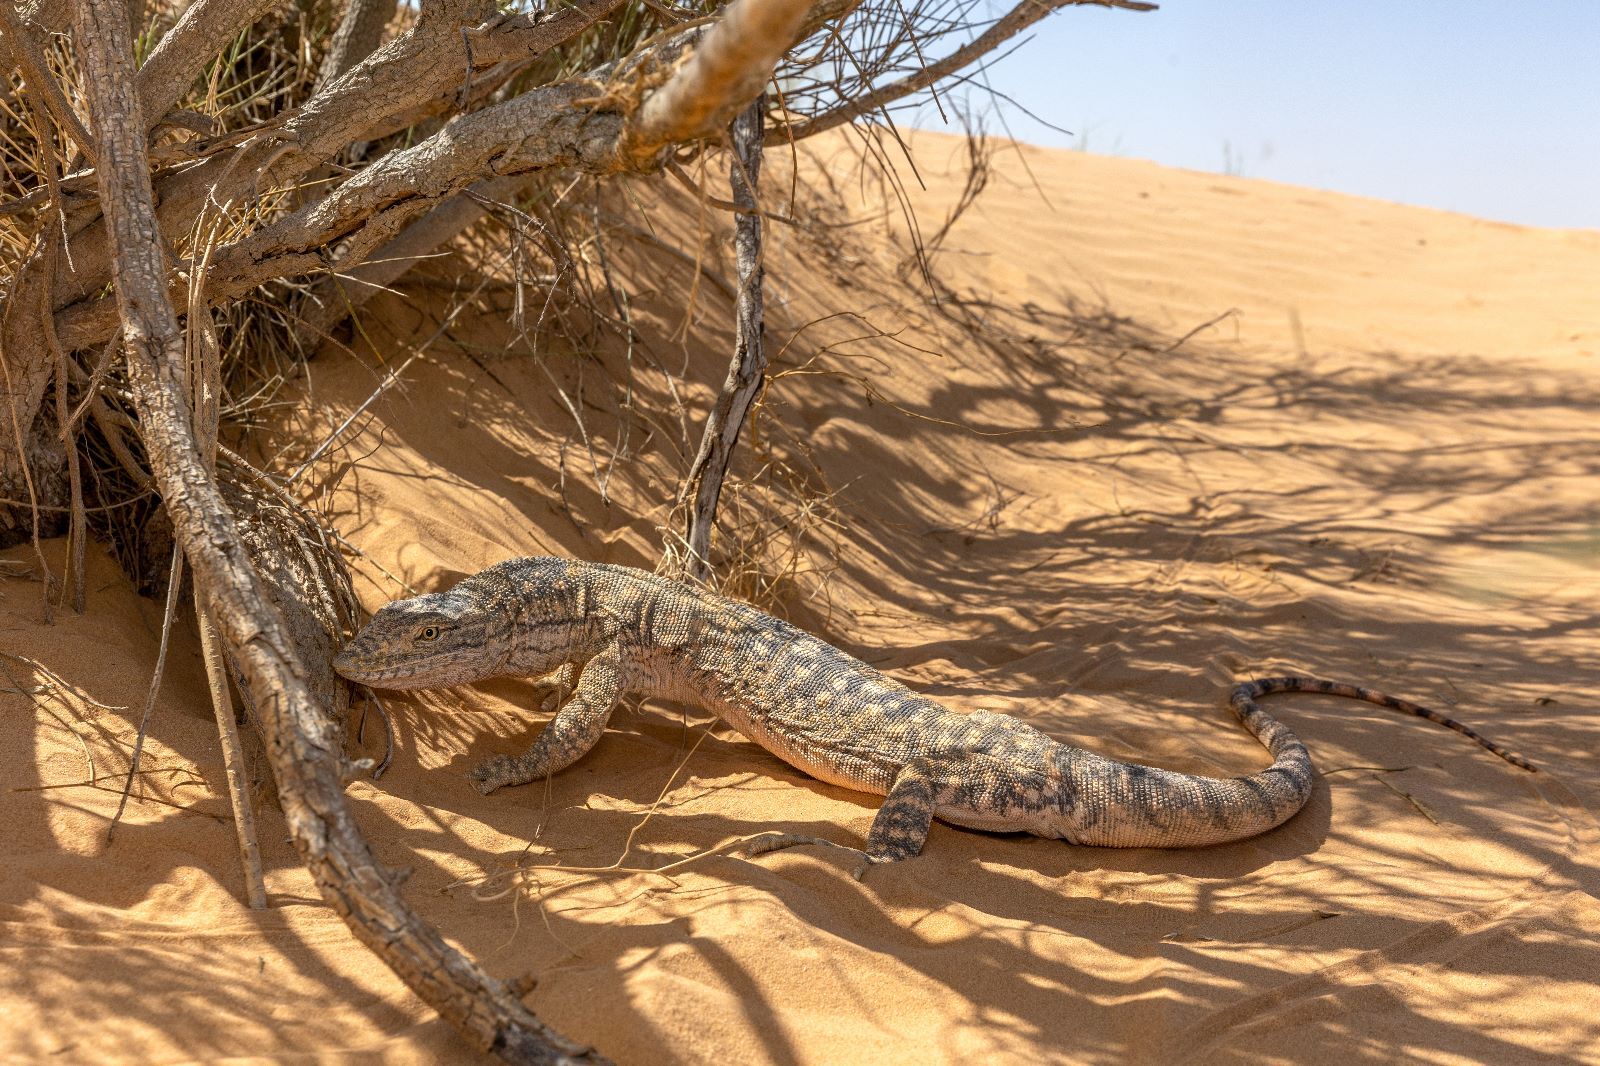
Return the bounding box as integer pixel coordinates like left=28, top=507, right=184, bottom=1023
left=416, top=625, right=441, bottom=643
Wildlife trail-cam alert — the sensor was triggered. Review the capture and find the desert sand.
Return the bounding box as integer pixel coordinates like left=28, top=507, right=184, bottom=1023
left=4, top=130, right=1599, bottom=1064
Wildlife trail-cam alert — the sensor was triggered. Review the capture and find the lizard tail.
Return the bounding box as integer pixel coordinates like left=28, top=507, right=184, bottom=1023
left=1056, top=675, right=1534, bottom=849
left=1231, top=676, right=1537, bottom=772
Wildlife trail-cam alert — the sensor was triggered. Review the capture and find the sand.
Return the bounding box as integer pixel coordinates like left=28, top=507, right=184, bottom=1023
left=4, top=131, right=1599, bottom=1064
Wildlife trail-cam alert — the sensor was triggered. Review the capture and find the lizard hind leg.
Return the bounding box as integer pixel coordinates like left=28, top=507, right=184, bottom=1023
left=741, top=757, right=943, bottom=880
left=469, top=645, right=625, bottom=795
left=863, top=757, right=940, bottom=865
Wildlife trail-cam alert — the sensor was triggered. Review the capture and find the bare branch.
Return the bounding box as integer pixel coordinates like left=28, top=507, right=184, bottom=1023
left=679, top=94, right=767, bottom=581
left=54, top=0, right=845, bottom=355
left=1, top=0, right=617, bottom=479
left=783, top=0, right=1156, bottom=141
left=43, top=0, right=499, bottom=317
left=627, top=0, right=815, bottom=165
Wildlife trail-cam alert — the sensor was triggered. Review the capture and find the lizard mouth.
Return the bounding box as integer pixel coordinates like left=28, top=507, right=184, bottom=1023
left=335, top=661, right=425, bottom=687
left=331, top=652, right=384, bottom=684
left=331, top=645, right=413, bottom=686
left=332, top=648, right=483, bottom=689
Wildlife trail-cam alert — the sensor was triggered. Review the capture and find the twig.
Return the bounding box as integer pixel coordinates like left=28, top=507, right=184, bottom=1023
left=108, top=541, right=183, bottom=841
left=284, top=349, right=423, bottom=486
left=674, top=94, right=768, bottom=582
left=1374, top=774, right=1443, bottom=826
left=782, top=0, right=1156, bottom=141
left=355, top=687, right=396, bottom=779
left=459, top=726, right=721, bottom=901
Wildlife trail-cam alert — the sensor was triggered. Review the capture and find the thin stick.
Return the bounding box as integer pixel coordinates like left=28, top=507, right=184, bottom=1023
left=197, top=606, right=268, bottom=906
left=783, top=0, right=1156, bottom=142
left=108, top=540, right=183, bottom=841
left=355, top=687, right=395, bottom=779
left=185, top=209, right=268, bottom=907
left=281, top=269, right=488, bottom=488
left=283, top=349, right=422, bottom=486
left=460, top=727, right=719, bottom=901
left=677, top=94, right=767, bottom=582
left=49, top=297, right=87, bottom=614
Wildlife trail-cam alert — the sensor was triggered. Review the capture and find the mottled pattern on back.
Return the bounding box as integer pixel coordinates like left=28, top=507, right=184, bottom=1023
left=334, top=556, right=1535, bottom=868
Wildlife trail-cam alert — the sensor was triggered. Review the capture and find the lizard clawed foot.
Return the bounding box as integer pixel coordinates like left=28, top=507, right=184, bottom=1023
left=738, top=832, right=885, bottom=879
left=468, top=754, right=517, bottom=795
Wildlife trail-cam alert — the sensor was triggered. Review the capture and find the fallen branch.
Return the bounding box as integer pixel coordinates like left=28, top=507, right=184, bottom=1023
left=72, top=4, right=605, bottom=1061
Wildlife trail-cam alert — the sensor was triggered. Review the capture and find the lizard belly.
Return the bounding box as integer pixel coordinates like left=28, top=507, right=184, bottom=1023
left=630, top=649, right=896, bottom=795
left=713, top=695, right=896, bottom=796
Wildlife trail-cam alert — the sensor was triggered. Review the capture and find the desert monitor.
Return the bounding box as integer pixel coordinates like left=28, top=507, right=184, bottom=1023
left=334, top=556, right=1534, bottom=874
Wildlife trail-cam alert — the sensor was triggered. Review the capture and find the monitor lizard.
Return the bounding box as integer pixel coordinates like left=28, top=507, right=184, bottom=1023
left=334, top=556, right=1535, bottom=876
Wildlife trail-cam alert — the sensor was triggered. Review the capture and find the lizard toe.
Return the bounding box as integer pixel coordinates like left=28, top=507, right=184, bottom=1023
left=851, top=854, right=893, bottom=881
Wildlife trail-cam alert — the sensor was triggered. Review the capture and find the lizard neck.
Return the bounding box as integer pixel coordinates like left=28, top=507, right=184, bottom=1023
left=503, top=577, right=620, bottom=676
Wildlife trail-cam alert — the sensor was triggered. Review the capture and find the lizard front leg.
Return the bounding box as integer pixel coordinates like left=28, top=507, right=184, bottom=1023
left=533, top=661, right=579, bottom=712
left=469, top=643, right=626, bottom=795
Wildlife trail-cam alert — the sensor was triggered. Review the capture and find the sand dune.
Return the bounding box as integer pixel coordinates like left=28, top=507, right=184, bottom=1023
left=4, top=130, right=1599, bottom=1063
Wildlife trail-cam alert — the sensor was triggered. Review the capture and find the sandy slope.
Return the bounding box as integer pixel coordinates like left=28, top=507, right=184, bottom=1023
left=4, top=131, right=1599, bottom=1064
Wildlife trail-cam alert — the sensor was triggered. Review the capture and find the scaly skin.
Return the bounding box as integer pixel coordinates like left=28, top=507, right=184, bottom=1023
left=334, top=556, right=1536, bottom=874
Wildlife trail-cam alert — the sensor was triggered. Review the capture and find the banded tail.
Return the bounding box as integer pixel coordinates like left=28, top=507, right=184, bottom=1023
left=1232, top=676, right=1537, bottom=772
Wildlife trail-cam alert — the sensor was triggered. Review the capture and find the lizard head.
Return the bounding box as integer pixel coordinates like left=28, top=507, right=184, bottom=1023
left=334, top=570, right=521, bottom=689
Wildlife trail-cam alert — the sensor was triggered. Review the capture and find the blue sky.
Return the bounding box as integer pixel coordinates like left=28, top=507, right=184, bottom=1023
left=912, top=1, right=1600, bottom=229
